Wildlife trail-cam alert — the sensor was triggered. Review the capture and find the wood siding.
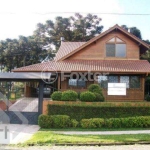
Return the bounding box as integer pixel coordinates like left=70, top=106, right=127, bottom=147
left=60, top=75, right=145, bottom=101
left=67, top=30, right=140, bottom=60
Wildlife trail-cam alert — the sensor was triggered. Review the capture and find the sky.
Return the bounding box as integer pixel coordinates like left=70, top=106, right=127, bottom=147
left=0, top=0, right=150, bottom=40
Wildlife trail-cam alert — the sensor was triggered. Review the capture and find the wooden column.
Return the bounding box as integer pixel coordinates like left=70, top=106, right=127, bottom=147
left=58, top=73, right=61, bottom=91
left=38, top=80, right=44, bottom=115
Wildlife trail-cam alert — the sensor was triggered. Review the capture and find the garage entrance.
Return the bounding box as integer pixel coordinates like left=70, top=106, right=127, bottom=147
left=0, top=72, right=53, bottom=125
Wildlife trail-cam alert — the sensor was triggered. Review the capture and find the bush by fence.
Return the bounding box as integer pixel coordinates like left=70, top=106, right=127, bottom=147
left=47, top=104, right=150, bottom=121
left=38, top=114, right=150, bottom=129
left=38, top=114, right=79, bottom=128
left=80, top=116, right=150, bottom=128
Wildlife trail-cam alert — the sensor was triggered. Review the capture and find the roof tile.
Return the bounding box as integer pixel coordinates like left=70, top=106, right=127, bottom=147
left=13, top=60, right=150, bottom=73
left=54, top=42, right=86, bottom=61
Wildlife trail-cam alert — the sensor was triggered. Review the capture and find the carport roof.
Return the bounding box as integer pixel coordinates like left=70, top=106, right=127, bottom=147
left=0, top=72, right=51, bottom=80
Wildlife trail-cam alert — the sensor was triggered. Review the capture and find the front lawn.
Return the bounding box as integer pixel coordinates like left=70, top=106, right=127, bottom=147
left=24, top=130, right=150, bottom=145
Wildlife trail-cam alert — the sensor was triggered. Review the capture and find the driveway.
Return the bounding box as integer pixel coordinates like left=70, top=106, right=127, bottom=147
left=8, top=97, right=38, bottom=112
left=0, top=124, right=40, bottom=144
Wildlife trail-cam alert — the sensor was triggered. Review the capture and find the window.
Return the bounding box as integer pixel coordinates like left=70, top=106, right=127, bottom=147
left=68, top=79, right=77, bottom=86
left=97, top=75, right=140, bottom=89
left=130, top=76, right=140, bottom=88
left=120, top=76, right=129, bottom=88
left=108, top=76, right=119, bottom=83
left=98, top=76, right=108, bottom=88
left=68, top=79, right=86, bottom=87
left=77, top=79, right=86, bottom=87
left=106, top=37, right=126, bottom=57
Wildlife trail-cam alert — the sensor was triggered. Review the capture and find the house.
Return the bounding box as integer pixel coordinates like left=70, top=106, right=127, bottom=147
left=13, top=24, right=150, bottom=101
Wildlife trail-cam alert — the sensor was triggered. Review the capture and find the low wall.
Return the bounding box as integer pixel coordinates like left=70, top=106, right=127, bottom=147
left=0, top=100, right=16, bottom=110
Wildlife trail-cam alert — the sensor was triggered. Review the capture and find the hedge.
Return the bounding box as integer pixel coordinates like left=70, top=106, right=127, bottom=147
left=38, top=114, right=79, bottom=128
left=80, top=116, right=150, bottom=128
left=80, top=118, right=104, bottom=128
left=47, top=104, right=150, bottom=121
left=39, top=114, right=150, bottom=129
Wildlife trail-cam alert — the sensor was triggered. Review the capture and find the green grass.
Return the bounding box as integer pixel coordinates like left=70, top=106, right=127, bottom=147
left=24, top=130, right=150, bottom=145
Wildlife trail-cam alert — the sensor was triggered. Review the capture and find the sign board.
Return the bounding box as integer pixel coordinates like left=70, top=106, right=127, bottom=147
left=108, top=83, right=126, bottom=95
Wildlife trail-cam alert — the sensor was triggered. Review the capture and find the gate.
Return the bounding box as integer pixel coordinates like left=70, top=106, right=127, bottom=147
left=0, top=81, right=41, bottom=125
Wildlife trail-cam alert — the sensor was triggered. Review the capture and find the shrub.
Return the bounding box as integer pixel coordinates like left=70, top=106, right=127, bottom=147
left=47, top=104, right=150, bottom=122
left=51, top=91, right=62, bottom=100
left=105, top=118, right=122, bottom=128
left=80, top=116, right=150, bottom=129
left=71, top=119, right=79, bottom=128
left=91, top=118, right=105, bottom=128
left=80, top=91, right=96, bottom=102
left=80, top=118, right=104, bottom=128
left=38, top=115, right=53, bottom=128
left=145, top=94, right=150, bottom=101
left=120, top=117, right=148, bottom=128
left=38, top=114, right=72, bottom=128
left=77, top=91, right=80, bottom=99
left=88, top=84, right=102, bottom=94
left=52, top=115, right=71, bottom=128
left=80, top=119, right=91, bottom=128
left=88, top=84, right=104, bottom=101
left=94, top=92, right=104, bottom=102
left=61, top=90, right=78, bottom=101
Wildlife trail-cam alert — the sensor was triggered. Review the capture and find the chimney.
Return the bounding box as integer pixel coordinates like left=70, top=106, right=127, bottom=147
left=60, top=37, right=65, bottom=42
left=128, top=28, right=130, bottom=32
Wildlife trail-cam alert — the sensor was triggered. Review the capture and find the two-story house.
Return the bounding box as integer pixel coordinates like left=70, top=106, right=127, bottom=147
left=13, top=24, right=150, bottom=101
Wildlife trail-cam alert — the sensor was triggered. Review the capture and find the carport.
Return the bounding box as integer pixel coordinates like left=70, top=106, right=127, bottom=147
left=0, top=72, right=53, bottom=124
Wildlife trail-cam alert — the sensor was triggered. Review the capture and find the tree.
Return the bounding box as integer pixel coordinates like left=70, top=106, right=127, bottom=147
left=121, top=25, right=142, bottom=39
left=34, top=13, right=103, bottom=50
left=141, top=49, right=150, bottom=62
left=143, top=40, right=150, bottom=45
left=0, top=36, right=51, bottom=71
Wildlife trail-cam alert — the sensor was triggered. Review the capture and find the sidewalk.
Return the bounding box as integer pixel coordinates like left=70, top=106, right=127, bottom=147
left=0, top=124, right=40, bottom=144
left=54, top=130, right=150, bottom=135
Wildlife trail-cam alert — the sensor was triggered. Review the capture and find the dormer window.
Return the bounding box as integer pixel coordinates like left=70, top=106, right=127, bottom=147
left=106, top=37, right=126, bottom=57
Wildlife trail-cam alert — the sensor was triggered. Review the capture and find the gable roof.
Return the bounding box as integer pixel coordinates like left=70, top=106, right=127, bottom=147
left=55, top=24, right=150, bottom=61
left=13, top=59, right=150, bottom=74
left=54, top=42, right=86, bottom=61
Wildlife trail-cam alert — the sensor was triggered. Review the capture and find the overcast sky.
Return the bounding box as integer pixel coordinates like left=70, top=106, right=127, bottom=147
left=0, top=0, right=149, bottom=40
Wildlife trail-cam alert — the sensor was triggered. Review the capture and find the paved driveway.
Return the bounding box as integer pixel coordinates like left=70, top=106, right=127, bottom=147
left=8, top=97, right=38, bottom=112
left=0, top=124, right=40, bottom=144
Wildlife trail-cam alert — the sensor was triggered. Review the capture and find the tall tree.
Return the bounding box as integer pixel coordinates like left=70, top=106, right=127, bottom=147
left=34, top=13, right=103, bottom=50
left=121, top=25, right=142, bottom=39
left=0, top=36, right=50, bottom=71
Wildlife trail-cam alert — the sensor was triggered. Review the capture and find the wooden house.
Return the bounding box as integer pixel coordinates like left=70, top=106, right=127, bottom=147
left=13, top=24, right=150, bottom=101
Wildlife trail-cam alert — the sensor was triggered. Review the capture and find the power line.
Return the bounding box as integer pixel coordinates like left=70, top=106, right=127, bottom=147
left=0, top=12, right=150, bottom=16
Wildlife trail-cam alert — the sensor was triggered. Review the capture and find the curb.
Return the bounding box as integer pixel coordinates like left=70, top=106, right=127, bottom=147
left=54, top=141, right=150, bottom=146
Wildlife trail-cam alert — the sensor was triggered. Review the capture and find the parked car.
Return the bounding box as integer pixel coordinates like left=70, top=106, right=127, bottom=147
left=36, top=84, right=51, bottom=96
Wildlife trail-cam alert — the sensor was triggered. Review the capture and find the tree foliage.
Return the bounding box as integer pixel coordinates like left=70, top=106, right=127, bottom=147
left=121, top=25, right=142, bottom=39
left=0, top=13, right=103, bottom=71
left=0, top=36, right=52, bottom=71
left=34, top=13, right=103, bottom=50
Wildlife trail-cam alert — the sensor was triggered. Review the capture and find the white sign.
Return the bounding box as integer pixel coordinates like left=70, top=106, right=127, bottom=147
left=108, top=83, right=126, bottom=95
